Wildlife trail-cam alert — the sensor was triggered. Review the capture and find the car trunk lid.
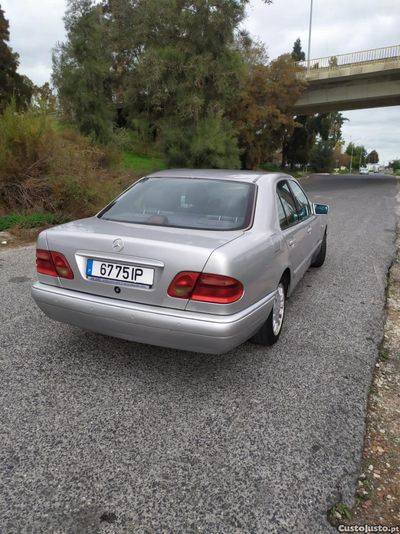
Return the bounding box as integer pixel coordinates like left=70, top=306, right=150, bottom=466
left=44, top=217, right=243, bottom=310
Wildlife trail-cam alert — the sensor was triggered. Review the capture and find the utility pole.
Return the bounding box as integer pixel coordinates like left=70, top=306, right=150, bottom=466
left=350, top=144, right=354, bottom=173
left=307, top=0, right=314, bottom=71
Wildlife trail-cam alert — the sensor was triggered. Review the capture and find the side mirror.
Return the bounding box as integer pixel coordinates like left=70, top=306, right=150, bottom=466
left=314, top=203, right=329, bottom=215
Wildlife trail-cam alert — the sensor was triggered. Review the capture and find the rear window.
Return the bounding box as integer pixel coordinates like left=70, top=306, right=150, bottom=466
left=99, top=177, right=256, bottom=231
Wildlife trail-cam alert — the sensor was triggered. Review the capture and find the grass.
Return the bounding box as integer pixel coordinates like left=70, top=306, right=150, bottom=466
left=330, top=503, right=351, bottom=520
left=379, top=348, right=389, bottom=362
left=122, top=151, right=167, bottom=173
left=259, top=162, right=281, bottom=173
left=49, top=116, right=166, bottom=173
left=48, top=114, right=69, bottom=133
left=0, top=213, right=70, bottom=233
left=355, top=491, right=370, bottom=502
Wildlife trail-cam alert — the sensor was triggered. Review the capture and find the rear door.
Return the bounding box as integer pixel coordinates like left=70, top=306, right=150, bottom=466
left=277, top=180, right=310, bottom=282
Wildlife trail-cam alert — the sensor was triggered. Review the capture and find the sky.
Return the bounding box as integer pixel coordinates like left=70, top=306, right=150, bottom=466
left=2, top=0, right=400, bottom=164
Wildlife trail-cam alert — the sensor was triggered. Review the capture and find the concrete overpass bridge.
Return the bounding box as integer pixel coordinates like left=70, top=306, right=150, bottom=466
left=294, top=45, right=400, bottom=115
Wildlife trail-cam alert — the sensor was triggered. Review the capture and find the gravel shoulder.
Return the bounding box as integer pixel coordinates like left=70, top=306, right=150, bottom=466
left=330, top=218, right=400, bottom=529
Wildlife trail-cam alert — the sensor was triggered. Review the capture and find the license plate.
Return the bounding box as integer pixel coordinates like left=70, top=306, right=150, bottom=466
left=86, top=259, right=154, bottom=288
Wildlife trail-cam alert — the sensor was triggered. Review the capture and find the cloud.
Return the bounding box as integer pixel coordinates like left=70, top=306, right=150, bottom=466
left=2, top=0, right=66, bottom=86
left=246, top=0, right=400, bottom=164
left=342, top=108, right=400, bottom=164
left=246, top=0, right=400, bottom=61
left=2, top=0, right=400, bottom=162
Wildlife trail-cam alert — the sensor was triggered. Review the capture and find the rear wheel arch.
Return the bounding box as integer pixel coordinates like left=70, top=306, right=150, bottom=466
left=281, top=268, right=291, bottom=296
left=311, top=231, right=327, bottom=268
left=250, top=271, right=289, bottom=347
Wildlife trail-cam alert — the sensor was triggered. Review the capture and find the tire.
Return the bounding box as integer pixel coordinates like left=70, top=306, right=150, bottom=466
left=250, top=279, right=287, bottom=346
left=311, top=231, right=327, bottom=268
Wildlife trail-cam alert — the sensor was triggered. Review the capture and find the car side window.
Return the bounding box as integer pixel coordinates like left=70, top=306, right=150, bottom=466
left=277, top=181, right=298, bottom=226
left=276, top=194, right=289, bottom=230
left=289, top=181, right=311, bottom=220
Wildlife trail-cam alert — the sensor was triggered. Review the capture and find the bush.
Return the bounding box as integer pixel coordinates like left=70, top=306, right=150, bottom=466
left=111, top=128, right=135, bottom=152
left=309, top=140, right=334, bottom=173
left=0, top=100, right=137, bottom=220
left=128, top=118, right=157, bottom=157
left=0, top=99, right=56, bottom=211
left=159, top=114, right=241, bottom=169
left=259, top=162, right=281, bottom=172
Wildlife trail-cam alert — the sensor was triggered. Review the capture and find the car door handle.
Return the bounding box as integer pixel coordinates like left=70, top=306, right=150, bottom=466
left=289, top=238, right=296, bottom=247
left=307, top=227, right=312, bottom=234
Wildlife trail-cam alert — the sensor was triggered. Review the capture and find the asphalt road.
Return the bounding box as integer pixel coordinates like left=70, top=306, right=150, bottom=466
left=0, top=174, right=398, bottom=534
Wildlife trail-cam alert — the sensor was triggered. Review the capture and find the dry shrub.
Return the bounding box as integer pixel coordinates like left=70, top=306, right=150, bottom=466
left=0, top=100, right=57, bottom=211
left=0, top=101, right=138, bottom=219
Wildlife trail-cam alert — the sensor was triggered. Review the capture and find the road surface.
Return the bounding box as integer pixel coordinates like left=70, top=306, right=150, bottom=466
left=0, top=174, right=398, bottom=533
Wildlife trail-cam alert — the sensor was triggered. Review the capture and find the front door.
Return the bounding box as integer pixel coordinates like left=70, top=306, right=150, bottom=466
left=277, top=180, right=310, bottom=283
left=288, top=179, right=320, bottom=261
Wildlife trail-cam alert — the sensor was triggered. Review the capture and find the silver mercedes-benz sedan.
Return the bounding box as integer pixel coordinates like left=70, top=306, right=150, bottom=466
left=31, top=170, right=328, bottom=354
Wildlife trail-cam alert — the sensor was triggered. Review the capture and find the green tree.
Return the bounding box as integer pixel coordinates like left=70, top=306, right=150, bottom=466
left=232, top=53, right=307, bottom=169
left=283, top=114, right=317, bottom=168
left=52, top=0, right=114, bottom=142
left=346, top=142, right=367, bottom=169
left=31, top=82, right=57, bottom=112
left=108, top=0, right=263, bottom=167
left=310, top=139, right=334, bottom=172
left=346, top=143, right=367, bottom=170
left=291, top=38, right=305, bottom=62
left=53, top=0, right=276, bottom=165
left=119, top=1, right=248, bottom=120
left=327, top=112, right=347, bottom=145
left=284, top=111, right=347, bottom=168
left=367, top=150, right=379, bottom=164
left=0, top=5, right=32, bottom=110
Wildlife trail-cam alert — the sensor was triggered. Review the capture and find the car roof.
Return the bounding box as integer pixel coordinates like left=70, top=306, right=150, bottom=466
left=147, top=169, right=287, bottom=184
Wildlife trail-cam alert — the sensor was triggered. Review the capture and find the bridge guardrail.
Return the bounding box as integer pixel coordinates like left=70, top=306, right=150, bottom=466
left=296, top=45, right=400, bottom=74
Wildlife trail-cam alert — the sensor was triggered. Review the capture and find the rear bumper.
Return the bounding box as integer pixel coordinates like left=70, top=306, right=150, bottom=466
left=31, top=281, right=276, bottom=354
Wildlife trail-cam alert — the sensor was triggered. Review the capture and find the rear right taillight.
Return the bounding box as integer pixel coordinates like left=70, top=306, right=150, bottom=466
left=168, top=272, right=243, bottom=304
left=168, top=271, right=200, bottom=299
left=192, top=273, right=243, bottom=304
left=36, top=249, right=74, bottom=279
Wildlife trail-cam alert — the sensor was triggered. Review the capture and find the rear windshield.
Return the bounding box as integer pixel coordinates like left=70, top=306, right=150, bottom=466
left=99, top=177, right=255, bottom=231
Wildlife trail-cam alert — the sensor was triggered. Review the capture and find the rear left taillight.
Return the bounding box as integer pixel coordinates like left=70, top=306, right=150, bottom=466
left=36, top=249, right=56, bottom=276
left=51, top=252, right=74, bottom=279
left=36, top=249, right=74, bottom=279
left=168, top=272, right=243, bottom=304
